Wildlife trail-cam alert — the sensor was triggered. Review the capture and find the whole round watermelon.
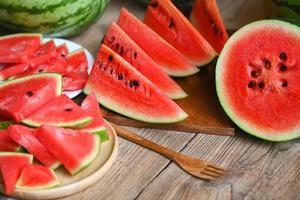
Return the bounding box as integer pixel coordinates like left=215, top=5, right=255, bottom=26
left=0, top=0, right=110, bottom=37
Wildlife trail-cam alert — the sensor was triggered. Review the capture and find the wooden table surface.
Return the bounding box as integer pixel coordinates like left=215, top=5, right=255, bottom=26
left=1, top=0, right=300, bottom=200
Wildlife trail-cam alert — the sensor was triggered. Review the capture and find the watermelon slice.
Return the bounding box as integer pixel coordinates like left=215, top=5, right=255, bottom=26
left=0, top=63, right=29, bottom=81
left=216, top=20, right=300, bottom=141
left=103, top=22, right=187, bottom=99
left=0, top=73, right=62, bottom=122
left=0, top=152, right=33, bottom=194
left=190, top=0, right=228, bottom=54
left=80, top=93, right=108, bottom=142
left=84, top=44, right=188, bottom=123
left=63, top=50, right=88, bottom=91
left=8, top=125, right=60, bottom=169
left=22, top=94, right=92, bottom=128
left=0, top=129, right=21, bottom=152
left=29, top=40, right=57, bottom=66
left=16, top=164, right=60, bottom=190
left=0, top=34, right=42, bottom=64
left=36, top=125, right=100, bottom=175
left=144, top=0, right=216, bottom=66
left=56, top=43, right=69, bottom=59
left=117, top=8, right=199, bottom=77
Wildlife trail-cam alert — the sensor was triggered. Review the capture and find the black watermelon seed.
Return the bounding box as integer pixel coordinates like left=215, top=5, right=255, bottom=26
left=279, top=52, right=287, bottom=61
left=130, top=80, right=139, bottom=87
left=149, top=1, right=158, bottom=8
left=65, top=108, right=73, bottom=112
left=38, top=68, right=44, bottom=73
left=118, top=74, right=124, bottom=80
left=258, top=82, right=265, bottom=89
left=169, top=19, right=175, bottom=29
left=251, top=70, right=261, bottom=78
left=115, top=43, right=120, bottom=51
left=119, top=46, right=124, bottom=55
left=26, top=91, right=33, bottom=97
left=108, top=55, right=113, bottom=62
left=110, top=69, right=113, bottom=74
left=282, top=80, right=288, bottom=87
left=280, top=64, right=287, bottom=72
left=248, top=81, right=256, bottom=88
left=133, top=51, right=137, bottom=59
left=263, top=59, right=271, bottom=69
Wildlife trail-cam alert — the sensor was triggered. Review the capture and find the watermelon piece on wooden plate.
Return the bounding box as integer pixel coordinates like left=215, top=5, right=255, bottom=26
left=0, top=73, right=62, bottom=122
left=0, top=152, right=33, bottom=195
left=16, top=164, right=60, bottom=190
left=144, top=0, right=216, bottom=66
left=190, top=0, right=228, bottom=54
left=80, top=93, right=108, bottom=142
left=0, top=129, right=21, bottom=152
left=117, top=8, right=199, bottom=77
left=22, top=94, right=92, bottom=128
left=29, top=40, right=57, bottom=66
left=0, top=34, right=42, bottom=64
left=63, top=50, right=88, bottom=91
left=84, top=44, right=188, bottom=123
left=103, top=23, right=187, bottom=99
left=36, top=125, right=100, bottom=175
left=8, top=125, right=60, bottom=169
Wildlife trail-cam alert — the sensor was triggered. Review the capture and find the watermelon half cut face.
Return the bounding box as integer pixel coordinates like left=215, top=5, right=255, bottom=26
left=216, top=20, right=300, bottom=141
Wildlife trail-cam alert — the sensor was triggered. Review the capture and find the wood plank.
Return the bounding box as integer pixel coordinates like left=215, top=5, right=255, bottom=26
left=136, top=132, right=300, bottom=200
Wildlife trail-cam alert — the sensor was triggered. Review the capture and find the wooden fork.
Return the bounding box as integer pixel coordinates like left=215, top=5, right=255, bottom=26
left=111, top=123, right=227, bottom=181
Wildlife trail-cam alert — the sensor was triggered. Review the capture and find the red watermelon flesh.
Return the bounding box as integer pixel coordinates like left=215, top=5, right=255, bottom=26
left=36, top=125, right=100, bottom=175
left=63, top=50, right=88, bottom=91
left=16, top=164, right=60, bottom=189
left=0, top=34, right=41, bottom=64
left=84, top=44, right=188, bottom=123
left=56, top=43, right=69, bottom=59
left=0, top=63, right=29, bottom=81
left=22, top=94, right=92, bottom=128
left=144, top=0, right=216, bottom=66
left=103, top=23, right=187, bottom=99
left=8, top=125, right=60, bottom=169
left=0, top=73, right=62, bottom=122
left=29, top=40, right=57, bottom=66
left=190, top=0, right=228, bottom=54
left=0, top=152, right=33, bottom=194
left=117, top=8, right=199, bottom=77
left=0, top=129, right=21, bottom=152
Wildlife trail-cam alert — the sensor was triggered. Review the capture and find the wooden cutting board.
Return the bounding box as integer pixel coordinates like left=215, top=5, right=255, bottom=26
left=76, top=61, right=234, bottom=136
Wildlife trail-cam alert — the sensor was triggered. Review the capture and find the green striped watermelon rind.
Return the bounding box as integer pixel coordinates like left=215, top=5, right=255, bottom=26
left=0, top=121, right=14, bottom=129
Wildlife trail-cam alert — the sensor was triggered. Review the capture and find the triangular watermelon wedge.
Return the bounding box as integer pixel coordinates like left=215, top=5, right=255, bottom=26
left=56, top=43, right=69, bottom=59
left=8, top=125, right=60, bottom=169
left=0, top=129, right=21, bottom=152
left=16, top=164, right=60, bottom=190
left=36, top=125, right=100, bottom=175
left=0, top=73, right=62, bottom=122
left=29, top=40, right=58, bottom=66
left=80, top=93, right=108, bottom=142
left=0, top=152, right=33, bottom=195
left=22, top=94, right=92, bottom=128
left=0, top=63, right=29, bottom=81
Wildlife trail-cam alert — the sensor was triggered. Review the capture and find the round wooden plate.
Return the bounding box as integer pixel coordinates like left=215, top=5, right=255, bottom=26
left=7, top=120, right=118, bottom=200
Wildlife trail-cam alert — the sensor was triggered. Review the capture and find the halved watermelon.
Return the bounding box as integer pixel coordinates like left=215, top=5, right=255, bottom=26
left=117, top=8, right=199, bottom=77
left=0, top=129, right=21, bottom=152
left=8, top=125, right=60, bottom=169
left=84, top=44, right=188, bottom=123
left=0, top=73, right=62, bottom=122
left=0, top=152, right=33, bottom=194
left=63, top=50, right=88, bottom=91
left=190, top=0, right=228, bottom=54
left=29, top=40, right=57, bottom=66
left=103, top=22, right=187, bottom=99
left=216, top=20, right=300, bottom=141
left=36, top=125, right=100, bottom=175
left=80, top=93, right=108, bottom=142
left=144, top=0, right=216, bottom=66
left=0, top=34, right=41, bottom=64
left=16, top=164, right=60, bottom=190
left=22, top=94, right=92, bottom=128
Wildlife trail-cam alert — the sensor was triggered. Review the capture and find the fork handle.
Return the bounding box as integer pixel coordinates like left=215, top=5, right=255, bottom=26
left=111, top=123, right=178, bottom=161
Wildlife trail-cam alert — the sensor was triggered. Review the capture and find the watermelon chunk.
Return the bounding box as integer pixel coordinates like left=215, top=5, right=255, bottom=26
left=56, top=43, right=69, bottom=59
left=84, top=44, right=188, bottom=123
left=144, top=0, right=216, bottom=66
left=22, top=94, right=92, bottom=128
left=190, top=0, right=229, bottom=54
left=80, top=93, right=108, bottom=142
left=63, top=50, right=88, bottom=91
left=36, top=125, right=100, bottom=175
left=0, top=73, right=62, bottom=122
left=0, top=129, right=21, bottom=152
left=117, top=8, right=199, bottom=77
left=103, top=23, right=187, bottom=99
left=8, top=125, right=60, bottom=169
left=0, top=152, right=33, bottom=194
left=16, top=164, right=60, bottom=190
left=29, top=40, right=57, bottom=66
left=0, top=63, right=29, bottom=81
left=0, top=34, right=42, bottom=64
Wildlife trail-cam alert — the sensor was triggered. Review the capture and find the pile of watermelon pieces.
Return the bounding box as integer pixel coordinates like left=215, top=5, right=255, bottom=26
left=83, top=0, right=229, bottom=124
left=0, top=72, right=108, bottom=195
left=0, top=34, right=89, bottom=91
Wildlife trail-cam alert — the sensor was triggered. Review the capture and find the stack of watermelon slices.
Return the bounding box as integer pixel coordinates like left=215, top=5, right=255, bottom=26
left=84, top=0, right=228, bottom=123
left=0, top=73, right=108, bottom=195
left=0, top=33, right=89, bottom=91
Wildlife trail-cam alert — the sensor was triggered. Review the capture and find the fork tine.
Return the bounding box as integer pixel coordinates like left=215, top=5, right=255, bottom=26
left=206, top=165, right=227, bottom=175
left=207, top=164, right=227, bottom=173
left=194, top=173, right=218, bottom=181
